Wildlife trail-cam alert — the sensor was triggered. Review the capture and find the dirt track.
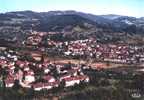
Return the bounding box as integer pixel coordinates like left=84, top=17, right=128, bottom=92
left=44, top=56, right=130, bottom=69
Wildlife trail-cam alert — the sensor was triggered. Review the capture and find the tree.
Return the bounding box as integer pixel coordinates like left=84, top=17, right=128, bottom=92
left=11, top=80, right=24, bottom=99
left=59, top=79, right=66, bottom=90
left=12, top=80, right=22, bottom=90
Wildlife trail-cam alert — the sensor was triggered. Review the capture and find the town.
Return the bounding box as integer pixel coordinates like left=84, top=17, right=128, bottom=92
left=0, top=31, right=144, bottom=99
left=0, top=0, right=144, bottom=99
left=25, top=31, right=144, bottom=64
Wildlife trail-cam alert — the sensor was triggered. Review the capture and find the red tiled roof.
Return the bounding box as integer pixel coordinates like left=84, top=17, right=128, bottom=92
left=0, top=59, right=7, bottom=65
left=33, top=82, right=43, bottom=88
left=43, top=75, right=54, bottom=81
left=16, top=60, right=25, bottom=65
left=5, top=77, right=14, bottom=84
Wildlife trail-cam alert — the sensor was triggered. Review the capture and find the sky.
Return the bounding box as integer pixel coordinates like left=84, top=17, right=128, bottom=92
left=0, top=0, right=143, bottom=17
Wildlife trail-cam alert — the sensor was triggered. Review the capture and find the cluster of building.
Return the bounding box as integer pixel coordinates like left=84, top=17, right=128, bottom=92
left=22, top=30, right=144, bottom=65
left=0, top=48, right=89, bottom=91
left=62, top=39, right=144, bottom=64
left=24, top=31, right=59, bottom=46
left=24, top=31, right=144, bottom=64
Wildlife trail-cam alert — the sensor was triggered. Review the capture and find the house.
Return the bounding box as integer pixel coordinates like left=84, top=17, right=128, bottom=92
left=16, top=60, right=25, bottom=68
left=44, top=68, right=50, bottom=74
left=32, top=81, right=59, bottom=91
left=64, top=75, right=89, bottom=87
left=31, top=52, right=42, bottom=62
left=24, top=72, right=35, bottom=84
left=32, top=82, right=43, bottom=91
left=5, top=75, right=14, bottom=87
left=43, top=81, right=59, bottom=90
left=43, top=75, right=55, bottom=83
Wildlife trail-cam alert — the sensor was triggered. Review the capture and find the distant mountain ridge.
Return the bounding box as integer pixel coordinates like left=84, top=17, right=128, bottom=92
left=0, top=10, right=144, bottom=43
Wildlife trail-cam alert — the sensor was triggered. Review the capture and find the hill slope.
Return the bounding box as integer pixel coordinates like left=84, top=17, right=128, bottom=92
left=0, top=10, right=144, bottom=44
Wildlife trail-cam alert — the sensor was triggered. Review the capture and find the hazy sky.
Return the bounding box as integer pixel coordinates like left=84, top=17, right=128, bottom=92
left=0, top=0, right=143, bottom=17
